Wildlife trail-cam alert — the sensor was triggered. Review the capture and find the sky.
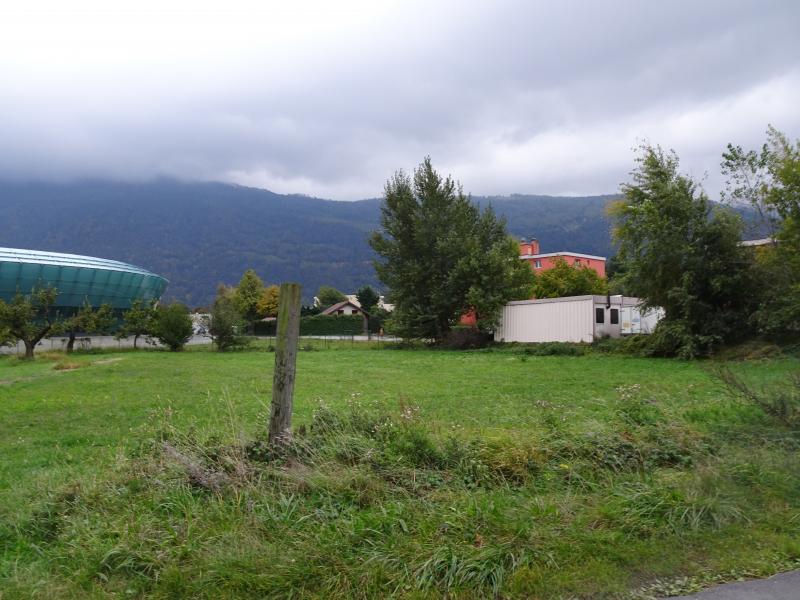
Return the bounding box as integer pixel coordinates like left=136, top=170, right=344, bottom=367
left=1, top=0, right=798, bottom=200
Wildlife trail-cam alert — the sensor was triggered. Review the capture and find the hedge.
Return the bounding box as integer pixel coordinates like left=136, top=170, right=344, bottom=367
left=254, top=314, right=366, bottom=336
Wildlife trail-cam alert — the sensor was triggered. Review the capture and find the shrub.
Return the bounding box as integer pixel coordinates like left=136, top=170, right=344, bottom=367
left=441, top=327, right=493, bottom=350
left=151, top=303, right=194, bottom=351
left=209, top=295, right=249, bottom=351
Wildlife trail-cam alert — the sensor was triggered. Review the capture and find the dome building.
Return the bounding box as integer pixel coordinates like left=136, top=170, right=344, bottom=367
left=0, top=247, right=168, bottom=313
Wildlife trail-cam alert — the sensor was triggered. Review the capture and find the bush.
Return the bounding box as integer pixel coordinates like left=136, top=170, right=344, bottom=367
left=254, top=314, right=365, bottom=336
left=152, top=303, right=193, bottom=351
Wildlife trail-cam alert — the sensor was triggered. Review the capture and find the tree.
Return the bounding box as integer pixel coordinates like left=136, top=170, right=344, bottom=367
left=724, top=127, right=800, bottom=338
left=610, top=145, right=755, bottom=357
left=316, top=285, right=346, bottom=308
left=209, top=293, right=248, bottom=351
left=233, top=270, right=265, bottom=332
left=256, top=285, right=280, bottom=318
left=56, top=301, right=115, bottom=353
left=355, top=285, right=380, bottom=315
left=116, top=299, right=157, bottom=349
left=532, top=258, right=609, bottom=298
left=355, top=285, right=379, bottom=334
left=152, top=303, right=194, bottom=351
left=0, top=287, right=60, bottom=359
left=370, top=157, right=534, bottom=340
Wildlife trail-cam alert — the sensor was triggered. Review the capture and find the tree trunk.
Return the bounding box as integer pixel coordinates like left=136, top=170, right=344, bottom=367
left=66, top=331, right=76, bottom=353
left=268, top=283, right=301, bottom=449
left=133, top=334, right=139, bottom=350
left=24, top=340, right=35, bottom=360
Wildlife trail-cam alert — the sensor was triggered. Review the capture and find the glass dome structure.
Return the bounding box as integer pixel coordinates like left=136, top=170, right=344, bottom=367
left=0, top=247, right=168, bottom=310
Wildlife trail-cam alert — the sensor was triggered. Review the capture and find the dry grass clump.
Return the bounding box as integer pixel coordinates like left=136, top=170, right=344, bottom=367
left=53, top=360, right=83, bottom=371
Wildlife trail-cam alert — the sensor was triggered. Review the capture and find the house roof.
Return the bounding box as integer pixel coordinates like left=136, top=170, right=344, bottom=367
left=320, top=299, right=366, bottom=316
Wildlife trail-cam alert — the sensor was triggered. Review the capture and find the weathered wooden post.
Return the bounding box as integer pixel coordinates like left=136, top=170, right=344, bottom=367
left=268, top=282, right=302, bottom=448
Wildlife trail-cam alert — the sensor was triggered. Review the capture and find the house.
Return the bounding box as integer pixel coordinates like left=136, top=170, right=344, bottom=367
left=320, top=299, right=364, bottom=316
left=313, top=294, right=394, bottom=312
left=519, top=238, right=606, bottom=278
left=345, top=294, right=395, bottom=312
left=494, top=295, right=662, bottom=343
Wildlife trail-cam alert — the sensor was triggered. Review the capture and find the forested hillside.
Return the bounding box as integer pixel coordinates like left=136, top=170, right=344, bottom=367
left=0, top=180, right=618, bottom=305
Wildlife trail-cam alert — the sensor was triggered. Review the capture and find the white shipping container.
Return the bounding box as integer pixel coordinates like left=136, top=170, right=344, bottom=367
left=495, top=295, right=662, bottom=344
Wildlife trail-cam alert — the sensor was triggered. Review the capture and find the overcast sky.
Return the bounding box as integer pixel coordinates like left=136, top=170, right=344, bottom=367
left=1, top=1, right=798, bottom=200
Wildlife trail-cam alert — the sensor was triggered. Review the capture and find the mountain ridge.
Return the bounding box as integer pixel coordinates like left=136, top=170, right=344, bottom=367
left=0, top=179, right=619, bottom=305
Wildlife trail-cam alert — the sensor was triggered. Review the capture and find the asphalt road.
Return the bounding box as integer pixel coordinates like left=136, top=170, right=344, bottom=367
left=674, top=570, right=800, bottom=599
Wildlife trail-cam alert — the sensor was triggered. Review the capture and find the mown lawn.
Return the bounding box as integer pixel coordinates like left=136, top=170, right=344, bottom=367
left=0, top=343, right=798, bottom=598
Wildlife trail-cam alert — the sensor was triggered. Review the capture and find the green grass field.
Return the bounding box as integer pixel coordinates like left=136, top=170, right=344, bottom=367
left=1, top=343, right=799, bottom=598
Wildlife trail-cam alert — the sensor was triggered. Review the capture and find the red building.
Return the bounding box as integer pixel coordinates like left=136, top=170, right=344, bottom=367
left=519, top=238, right=606, bottom=278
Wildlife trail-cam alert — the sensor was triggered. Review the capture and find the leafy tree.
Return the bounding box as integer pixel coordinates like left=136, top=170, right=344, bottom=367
left=151, top=303, right=194, bottom=351
left=610, top=145, right=754, bottom=357
left=0, top=326, right=12, bottom=348
left=355, top=284, right=379, bottom=334
left=533, top=258, right=609, bottom=298
left=55, top=301, right=115, bottom=353
left=116, top=299, right=157, bottom=349
left=370, top=157, right=534, bottom=340
left=233, top=270, right=265, bottom=332
left=0, top=287, right=60, bottom=359
left=316, top=285, right=346, bottom=308
left=724, top=127, right=800, bottom=338
left=256, top=285, right=280, bottom=318
left=209, top=294, right=248, bottom=351
left=355, top=285, right=380, bottom=314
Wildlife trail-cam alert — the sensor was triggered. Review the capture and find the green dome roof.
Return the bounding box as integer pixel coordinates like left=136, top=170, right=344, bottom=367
left=0, top=247, right=168, bottom=310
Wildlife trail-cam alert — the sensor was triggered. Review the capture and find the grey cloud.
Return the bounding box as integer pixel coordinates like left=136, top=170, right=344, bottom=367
left=0, top=0, right=798, bottom=199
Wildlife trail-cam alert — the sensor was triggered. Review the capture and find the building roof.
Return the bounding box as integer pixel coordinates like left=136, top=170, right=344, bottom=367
left=0, top=247, right=168, bottom=309
left=740, top=238, right=777, bottom=247
left=506, top=294, right=643, bottom=307
left=320, top=299, right=365, bottom=316
left=519, top=251, right=606, bottom=261
left=0, top=247, right=162, bottom=277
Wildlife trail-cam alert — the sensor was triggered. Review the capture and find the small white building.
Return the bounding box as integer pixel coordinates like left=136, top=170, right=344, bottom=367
left=494, top=295, right=662, bottom=344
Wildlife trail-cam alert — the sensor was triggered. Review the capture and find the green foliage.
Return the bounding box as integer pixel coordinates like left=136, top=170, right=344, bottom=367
left=54, top=301, right=115, bottom=353
left=255, top=284, right=280, bottom=318
left=723, top=127, right=800, bottom=340
left=116, top=299, right=157, bottom=349
left=208, top=294, right=248, bottom=352
left=611, top=144, right=755, bottom=357
left=355, top=285, right=379, bottom=315
left=151, top=303, right=193, bottom=351
left=532, top=257, right=609, bottom=298
left=233, top=269, right=265, bottom=329
left=0, top=286, right=60, bottom=358
left=254, top=314, right=366, bottom=336
left=316, top=285, right=347, bottom=308
left=370, top=157, right=534, bottom=340
left=716, top=366, right=800, bottom=429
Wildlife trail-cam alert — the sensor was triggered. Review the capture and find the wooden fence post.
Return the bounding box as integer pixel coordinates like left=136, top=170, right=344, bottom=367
left=268, top=282, right=302, bottom=448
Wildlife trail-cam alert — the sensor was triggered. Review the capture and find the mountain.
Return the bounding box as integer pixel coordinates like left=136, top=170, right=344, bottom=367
left=0, top=180, right=619, bottom=306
